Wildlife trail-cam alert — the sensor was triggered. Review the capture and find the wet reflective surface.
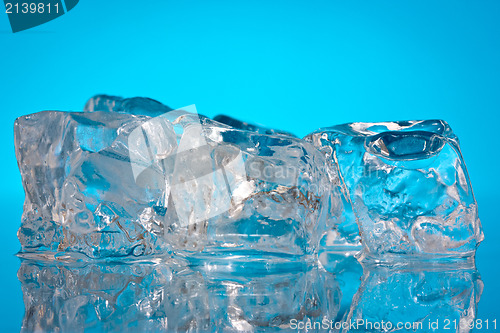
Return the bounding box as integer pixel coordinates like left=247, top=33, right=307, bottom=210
left=17, top=252, right=483, bottom=332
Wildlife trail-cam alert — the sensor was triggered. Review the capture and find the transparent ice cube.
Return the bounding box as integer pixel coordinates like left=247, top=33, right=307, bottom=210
left=15, top=98, right=331, bottom=260
left=306, top=120, right=483, bottom=261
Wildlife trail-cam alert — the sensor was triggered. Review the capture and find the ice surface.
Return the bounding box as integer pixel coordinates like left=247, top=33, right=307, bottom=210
left=306, top=120, right=483, bottom=261
left=343, top=263, right=483, bottom=332
left=15, top=97, right=331, bottom=260
left=18, top=259, right=342, bottom=332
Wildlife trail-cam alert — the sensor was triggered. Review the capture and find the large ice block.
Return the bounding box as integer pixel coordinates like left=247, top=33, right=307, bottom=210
left=15, top=98, right=331, bottom=260
left=306, top=120, right=483, bottom=261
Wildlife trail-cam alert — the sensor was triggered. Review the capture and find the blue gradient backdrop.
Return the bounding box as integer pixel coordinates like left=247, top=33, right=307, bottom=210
left=1, top=1, right=498, bottom=330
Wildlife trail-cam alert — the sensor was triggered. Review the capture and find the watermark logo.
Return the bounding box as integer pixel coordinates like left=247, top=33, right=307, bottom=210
left=127, top=105, right=303, bottom=227
left=128, top=105, right=249, bottom=227
left=4, top=0, right=79, bottom=33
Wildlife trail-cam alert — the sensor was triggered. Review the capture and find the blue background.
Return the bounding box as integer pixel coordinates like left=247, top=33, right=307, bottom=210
left=1, top=1, right=498, bottom=331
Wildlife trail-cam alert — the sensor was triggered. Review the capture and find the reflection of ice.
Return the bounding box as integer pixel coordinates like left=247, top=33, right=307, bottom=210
left=19, top=259, right=210, bottom=332
left=342, top=263, right=483, bottom=332
left=18, top=254, right=365, bottom=332
left=201, top=266, right=337, bottom=331
left=18, top=255, right=482, bottom=332
left=319, top=251, right=363, bottom=323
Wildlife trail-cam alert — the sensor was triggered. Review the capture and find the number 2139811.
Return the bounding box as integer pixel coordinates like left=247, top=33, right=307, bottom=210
left=5, top=2, right=60, bottom=14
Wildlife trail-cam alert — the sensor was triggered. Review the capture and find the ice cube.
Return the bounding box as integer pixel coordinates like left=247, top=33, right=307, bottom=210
left=15, top=98, right=331, bottom=260
left=306, top=120, right=483, bottom=261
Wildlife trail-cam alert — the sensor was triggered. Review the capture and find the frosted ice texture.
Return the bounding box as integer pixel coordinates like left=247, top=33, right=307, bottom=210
left=306, top=120, right=483, bottom=261
left=15, top=96, right=331, bottom=260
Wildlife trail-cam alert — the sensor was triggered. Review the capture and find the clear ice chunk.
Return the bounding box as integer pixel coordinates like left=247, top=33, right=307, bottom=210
left=15, top=98, right=331, bottom=260
left=15, top=110, right=168, bottom=258
left=16, top=94, right=482, bottom=263
left=306, top=120, right=483, bottom=261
